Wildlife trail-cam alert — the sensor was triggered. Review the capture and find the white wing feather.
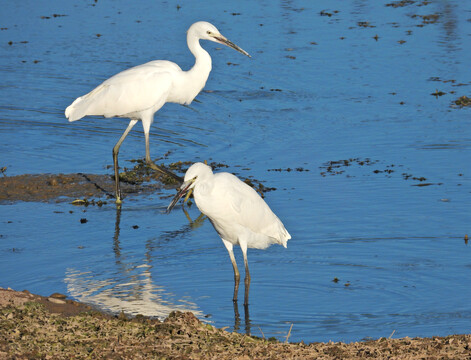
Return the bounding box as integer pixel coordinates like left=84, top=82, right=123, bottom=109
left=209, top=173, right=291, bottom=248
left=65, top=60, right=181, bottom=121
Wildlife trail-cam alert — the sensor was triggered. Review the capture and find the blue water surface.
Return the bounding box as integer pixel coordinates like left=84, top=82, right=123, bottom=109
left=0, top=0, right=470, bottom=343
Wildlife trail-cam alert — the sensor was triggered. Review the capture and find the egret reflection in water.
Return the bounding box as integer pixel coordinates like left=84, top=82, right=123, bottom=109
left=65, top=205, right=204, bottom=318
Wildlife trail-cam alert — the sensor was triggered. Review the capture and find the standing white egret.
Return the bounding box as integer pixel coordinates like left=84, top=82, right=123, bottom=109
left=65, top=21, right=250, bottom=203
left=167, top=162, right=291, bottom=305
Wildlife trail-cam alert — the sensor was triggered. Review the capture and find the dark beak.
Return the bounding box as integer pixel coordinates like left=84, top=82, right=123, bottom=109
left=214, top=35, right=251, bottom=58
left=166, top=180, right=193, bottom=213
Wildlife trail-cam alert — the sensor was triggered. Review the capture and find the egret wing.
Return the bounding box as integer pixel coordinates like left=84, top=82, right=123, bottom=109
left=217, top=173, right=290, bottom=244
left=65, top=60, right=181, bottom=121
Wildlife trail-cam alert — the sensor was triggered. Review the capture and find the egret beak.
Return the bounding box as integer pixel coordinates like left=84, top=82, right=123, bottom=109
left=213, top=34, right=251, bottom=58
left=166, top=178, right=195, bottom=213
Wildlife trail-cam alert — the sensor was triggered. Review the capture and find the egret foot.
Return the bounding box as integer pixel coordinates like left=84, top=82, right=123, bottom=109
left=145, top=159, right=183, bottom=184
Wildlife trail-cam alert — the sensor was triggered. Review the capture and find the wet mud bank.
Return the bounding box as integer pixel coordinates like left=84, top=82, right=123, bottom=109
left=0, top=160, right=184, bottom=203
left=0, top=160, right=276, bottom=203
left=0, top=173, right=169, bottom=203
left=1, top=288, right=470, bottom=359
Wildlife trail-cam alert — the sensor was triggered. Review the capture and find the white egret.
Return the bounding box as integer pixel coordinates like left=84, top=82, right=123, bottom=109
left=167, top=162, right=291, bottom=305
left=65, top=21, right=250, bottom=203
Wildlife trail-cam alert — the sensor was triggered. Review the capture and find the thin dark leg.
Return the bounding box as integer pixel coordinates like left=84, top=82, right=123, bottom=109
left=244, top=258, right=251, bottom=306
left=113, top=120, right=138, bottom=203
left=231, top=253, right=241, bottom=303
left=242, top=247, right=251, bottom=306
left=223, top=240, right=240, bottom=303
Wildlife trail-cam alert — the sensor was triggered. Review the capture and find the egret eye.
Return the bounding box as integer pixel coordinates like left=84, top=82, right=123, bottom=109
left=206, top=30, right=211, bottom=35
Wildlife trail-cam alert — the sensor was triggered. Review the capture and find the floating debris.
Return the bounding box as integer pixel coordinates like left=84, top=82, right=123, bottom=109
left=401, top=173, right=426, bottom=181
left=357, top=21, right=375, bottom=28
left=319, top=158, right=379, bottom=177
left=268, top=167, right=309, bottom=172
left=320, top=10, right=339, bottom=17
left=412, top=183, right=441, bottom=187
left=431, top=89, right=446, bottom=97
left=41, top=14, right=67, bottom=19
left=453, top=95, right=471, bottom=107
left=386, top=0, right=415, bottom=8
left=71, top=198, right=107, bottom=207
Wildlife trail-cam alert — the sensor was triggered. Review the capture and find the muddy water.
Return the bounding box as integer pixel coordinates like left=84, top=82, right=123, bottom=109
left=0, top=0, right=470, bottom=343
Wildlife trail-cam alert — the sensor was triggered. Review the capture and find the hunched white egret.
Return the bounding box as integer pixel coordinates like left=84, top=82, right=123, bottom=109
left=65, top=21, right=250, bottom=203
left=167, top=162, right=291, bottom=305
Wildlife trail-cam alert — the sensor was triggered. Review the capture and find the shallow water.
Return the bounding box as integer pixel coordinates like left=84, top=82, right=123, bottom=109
left=0, top=0, right=470, bottom=343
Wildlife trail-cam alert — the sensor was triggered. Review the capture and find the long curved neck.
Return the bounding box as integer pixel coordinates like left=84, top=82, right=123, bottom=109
left=187, top=34, right=212, bottom=82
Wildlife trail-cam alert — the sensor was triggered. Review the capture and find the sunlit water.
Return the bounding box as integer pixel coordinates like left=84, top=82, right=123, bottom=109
left=0, top=0, right=470, bottom=343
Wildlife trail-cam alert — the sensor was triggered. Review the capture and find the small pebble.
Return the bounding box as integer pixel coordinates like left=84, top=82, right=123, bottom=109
left=49, top=292, right=66, bottom=299
left=48, top=297, right=66, bottom=304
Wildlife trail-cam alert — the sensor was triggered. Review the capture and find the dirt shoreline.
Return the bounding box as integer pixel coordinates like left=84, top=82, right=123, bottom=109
left=0, top=288, right=470, bottom=359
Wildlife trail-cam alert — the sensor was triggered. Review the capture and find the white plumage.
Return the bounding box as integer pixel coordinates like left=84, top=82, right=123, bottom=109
left=65, top=21, right=250, bottom=203
left=167, top=162, right=290, bottom=305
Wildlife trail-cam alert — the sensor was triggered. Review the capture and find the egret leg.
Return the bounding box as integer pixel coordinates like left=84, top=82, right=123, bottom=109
left=240, top=241, right=250, bottom=306
left=222, top=239, right=240, bottom=302
left=113, top=119, right=138, bottom=203
left=142, top=122, right=183, bottom=183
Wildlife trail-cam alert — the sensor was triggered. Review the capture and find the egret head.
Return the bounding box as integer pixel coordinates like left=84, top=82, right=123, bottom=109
left=188, top=21, right=251, bottom=58
left=166, top=162, right=213, bottom=213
